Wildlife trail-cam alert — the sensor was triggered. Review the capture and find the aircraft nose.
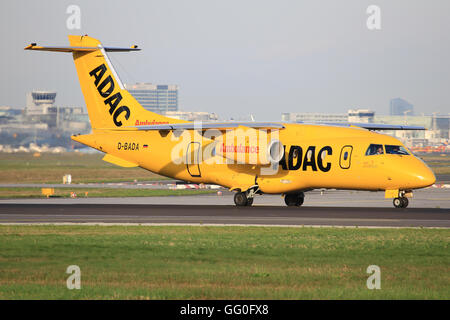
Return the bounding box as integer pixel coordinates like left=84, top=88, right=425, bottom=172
left=414, top=163, right=436, bottom=188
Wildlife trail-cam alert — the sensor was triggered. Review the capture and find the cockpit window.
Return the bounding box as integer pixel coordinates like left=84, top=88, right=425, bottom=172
left=385, top=145, right=410, bottom=155
left=365, top=144, right=384, bottom=156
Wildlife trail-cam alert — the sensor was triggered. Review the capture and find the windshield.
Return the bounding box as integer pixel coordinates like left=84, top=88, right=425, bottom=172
left=385, top=145, right=410, bottom=155
left=365, top=144, right=384, bottom=156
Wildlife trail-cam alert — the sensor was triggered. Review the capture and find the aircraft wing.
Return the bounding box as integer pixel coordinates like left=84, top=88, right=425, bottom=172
left=124, top=122, right=285, bottom=131
left=113, top=121, right=424, bottom=131
left=295, top=121, right=426, bottom=131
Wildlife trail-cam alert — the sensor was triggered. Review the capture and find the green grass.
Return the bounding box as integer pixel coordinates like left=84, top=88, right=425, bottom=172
left=0, top=152, right=166, bottom=184
left=0, top=225, right=448, bottom=299
left=0, top=187, right=215, bottom=199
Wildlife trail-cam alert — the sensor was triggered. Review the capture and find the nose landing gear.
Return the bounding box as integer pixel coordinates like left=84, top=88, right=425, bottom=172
left=392, top=190, right=411, bottom=208
left=387, top=189, right=411, bottom=208
left=393, top=197, right=409, bottom=208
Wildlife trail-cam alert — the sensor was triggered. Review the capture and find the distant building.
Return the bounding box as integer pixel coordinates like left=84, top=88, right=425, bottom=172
left=0, top=106, right=21, bottom=124
left=22, top=91, right=90, bottom=131
left=347, top=109, right=375, bottom=123
left=374, top=114, right=450, bottom=145
left=58, top=107, right=90, bottom=132
left=390, top=98, right=414, bottom=116
left=281, top=112, right=347, bottom=123
left=125, top=83, right=178, bottom=114
left=281, top=108, right=449, bottom=148
left=164, top=111, right=218, bottom=122
left=282, top=109, right=374, bottom=124
left=430, top=115, right=450, bottom=141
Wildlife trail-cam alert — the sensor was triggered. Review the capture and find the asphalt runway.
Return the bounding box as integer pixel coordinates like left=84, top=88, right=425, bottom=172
left=2, top=188, right=449, bottom=207
left=1, top=203, right=449, bottom=228
left=1, top=188, right=449, bottom=228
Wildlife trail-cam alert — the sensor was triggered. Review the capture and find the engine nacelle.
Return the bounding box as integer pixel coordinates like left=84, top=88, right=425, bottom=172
left=214, top=127, right=284, bottom=165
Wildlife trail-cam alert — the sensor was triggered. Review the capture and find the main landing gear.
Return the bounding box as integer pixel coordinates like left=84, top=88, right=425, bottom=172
left=284, top=192, right=305, bottom=207
left=234, top=187, right=258, bottom=207
left=234, top=192, right=252, bottom=206
left=234, top=189, right=306, bottom=207
left=393, top=197, right=409, bottom=208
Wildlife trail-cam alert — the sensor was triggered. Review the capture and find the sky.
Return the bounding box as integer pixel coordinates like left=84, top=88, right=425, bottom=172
left=1, top=0, right=449, bottom=120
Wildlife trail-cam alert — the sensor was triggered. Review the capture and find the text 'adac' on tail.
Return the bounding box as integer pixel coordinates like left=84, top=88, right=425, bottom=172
left=25, top=35, right=186, bottom=131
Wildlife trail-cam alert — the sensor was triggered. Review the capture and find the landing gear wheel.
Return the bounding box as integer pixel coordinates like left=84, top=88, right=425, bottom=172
left=400, top=197, right=409, bottom=208
left=246, top=198, right=254, bottom=206
left=284, top=192, right=305, bottom=207
left=234, top=192, right=248, bottom=207
left=393, top=197, right=408, bottom=208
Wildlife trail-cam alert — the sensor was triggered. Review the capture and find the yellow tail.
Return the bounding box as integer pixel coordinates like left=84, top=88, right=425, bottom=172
left=68, top=35, right=186, bottom=130
left=26, top=35, right=186, bottom=131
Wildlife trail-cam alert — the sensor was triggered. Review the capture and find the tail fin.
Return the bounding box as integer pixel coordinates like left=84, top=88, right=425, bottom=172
left=25, top=35, right=186, bottom=130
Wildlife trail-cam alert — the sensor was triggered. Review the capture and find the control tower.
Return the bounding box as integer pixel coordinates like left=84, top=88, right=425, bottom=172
left=25, top=90, right=58, bottom=127
left=30, top=91, right=56, bottom=106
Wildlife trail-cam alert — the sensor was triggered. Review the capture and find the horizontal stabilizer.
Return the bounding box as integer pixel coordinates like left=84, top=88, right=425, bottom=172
left=24, top=44, right=140, bottom=53
left=102, top=154, right=138, bottom=168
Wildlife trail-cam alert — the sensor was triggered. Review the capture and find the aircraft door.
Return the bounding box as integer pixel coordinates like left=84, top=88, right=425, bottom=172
left=339, top=145, right=353, bottom=169
left=186, top=142, right=201, bottom=177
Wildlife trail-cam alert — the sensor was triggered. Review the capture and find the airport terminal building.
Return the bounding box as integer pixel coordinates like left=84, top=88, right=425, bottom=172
left=282, top=109, right=374, bottom=124
left=282, top=109, right=449, bottom=148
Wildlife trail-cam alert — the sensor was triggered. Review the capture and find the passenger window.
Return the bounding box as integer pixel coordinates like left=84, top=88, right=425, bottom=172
left=365, top=144, right=384, bottom=156
left=385, top=145, right=410, bottom=155
left=343, top=152, right=348, bottom=160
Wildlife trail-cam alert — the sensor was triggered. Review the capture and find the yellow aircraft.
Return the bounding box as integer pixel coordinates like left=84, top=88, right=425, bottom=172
left=25, top=35, right=436, bottom=208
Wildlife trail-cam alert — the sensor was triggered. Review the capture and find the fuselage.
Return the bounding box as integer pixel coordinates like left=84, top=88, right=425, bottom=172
left=73, top=123, right=436, bottom=194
